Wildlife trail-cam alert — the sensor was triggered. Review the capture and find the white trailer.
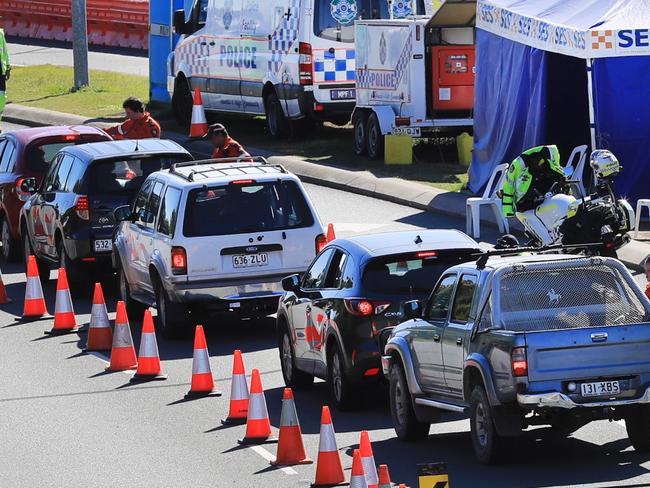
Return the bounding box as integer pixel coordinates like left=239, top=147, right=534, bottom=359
left=352, top=0, right=476, bottom=159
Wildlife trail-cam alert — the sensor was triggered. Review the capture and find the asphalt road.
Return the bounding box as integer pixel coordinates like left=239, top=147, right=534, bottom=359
left=2, top=121, right=650, bottom=488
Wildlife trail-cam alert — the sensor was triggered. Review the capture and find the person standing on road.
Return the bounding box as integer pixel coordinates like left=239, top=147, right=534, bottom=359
left=644, top=255, right=650, bottom=300
left=105, top=97, right=161, bottom=140
left=206, top=123, right=250, bottom=159
left=0, top=23, right=11, bottom=131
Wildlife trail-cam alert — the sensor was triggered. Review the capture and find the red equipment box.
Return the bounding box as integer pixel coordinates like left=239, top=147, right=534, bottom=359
left=431, top=45, right=476, bottom=112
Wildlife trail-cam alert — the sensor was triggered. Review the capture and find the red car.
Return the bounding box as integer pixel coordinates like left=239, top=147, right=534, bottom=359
left=0, top=126, right=111, bottom=261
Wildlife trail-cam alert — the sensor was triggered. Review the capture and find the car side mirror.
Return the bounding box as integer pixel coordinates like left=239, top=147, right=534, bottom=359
left=20, top=177, right=37, bottom=194
left=114, top=205, right=134, bottom=223
left=173, top=9, right=189, bottom=35
left=281, top=274, right=300, bottom=292
left=404, top=300, right=422, bottom=320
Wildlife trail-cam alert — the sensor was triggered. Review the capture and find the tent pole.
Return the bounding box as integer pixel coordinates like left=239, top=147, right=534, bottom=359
left=586, top=57, right=597, bottom=150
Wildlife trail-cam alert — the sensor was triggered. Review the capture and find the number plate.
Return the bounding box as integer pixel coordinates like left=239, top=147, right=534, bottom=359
left=330, top=89, right=356, bottom=100
left=233, top=253, right=268, bottom=268
left=580, top=380, right=620, bottom=397
left=395, top=126, right=421, bottom=137
left=93, top=239, right=113, bottom=252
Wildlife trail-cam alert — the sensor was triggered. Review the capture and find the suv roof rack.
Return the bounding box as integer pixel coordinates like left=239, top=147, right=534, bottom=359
left=169, top=156, right=287, bottom=182
left=472, top=242, right=605, bottom=270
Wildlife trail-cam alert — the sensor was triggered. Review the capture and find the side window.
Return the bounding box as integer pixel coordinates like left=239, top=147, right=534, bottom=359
left=0, top=139, right=8, bottom=170
left=324, top=250, right=349, bottom=289
left=302, top=249, right=335, bottom=289
left=340, top=255, right=355, bottom=289
left=63, top=158, right=86, bottom=193
left=52, top=155, right=74, bottom=191
left=427, top=274, right=457, bottom=321
left=42, top=156, right=62, bottom=192
left=477, top=296, right=494, bottom=331
left=133, top=179, right=154, bottom=221
left=157, top=187, right=182, bottom=237
left=0, top=140, right=15, bottom=173
left=450, top=274, right=478, bottom=324
left=144, top=182, right=164, bottom=228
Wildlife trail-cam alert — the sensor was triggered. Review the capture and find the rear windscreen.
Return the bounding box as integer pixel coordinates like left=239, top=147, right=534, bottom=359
left=183, top=181, right=314, bottom=237
left=26, top=138, right=105, bottom=173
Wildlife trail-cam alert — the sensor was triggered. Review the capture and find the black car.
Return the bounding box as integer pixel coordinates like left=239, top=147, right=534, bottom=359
left=20, top=139, right=193, bottom=291
left=276, top=229, right=482, bottom=410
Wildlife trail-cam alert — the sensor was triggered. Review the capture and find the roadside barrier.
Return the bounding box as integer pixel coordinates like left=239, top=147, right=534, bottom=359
left=238, top=368, right=275, bottom=445
left=377, top=465, right=392, bottom=488
left=271, top=388, right=312, bottom=467
left=21, top=255, right=48, bottom=320
left=359, top=430, right=379, bottom=488
left=350, top=449, right=369, bottom=488
left=107, top=301, right=138, bottom=371
left=189, top=88, right=209, bottom=139
left=45, top=268, right=79, bottom=335
left=84, top=283, right=112, bottom=352
left=0, top=268, right=12, bottom=304
left=186, top=324, right=221, bottom=398
left=221, top=349, right=249, bottom=425
left=131, top=309, right=167, bottom=382
left=313, top=405, right=346, bottom=486
left=0, top=0, right=149, bottom=50
left=326, top=223, right=336, bottom=242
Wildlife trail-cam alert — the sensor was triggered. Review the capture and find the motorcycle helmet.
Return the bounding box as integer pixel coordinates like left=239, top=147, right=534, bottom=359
left=590, top=150, right=620, bottom=179
left=495, top=234, right=520, bottom=249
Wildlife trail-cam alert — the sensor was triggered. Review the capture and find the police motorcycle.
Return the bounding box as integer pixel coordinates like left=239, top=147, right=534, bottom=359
left=516, top=150, right=635, bottom=258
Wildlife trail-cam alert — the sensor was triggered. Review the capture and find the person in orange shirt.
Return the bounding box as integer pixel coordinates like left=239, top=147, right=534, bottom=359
left=106, top=97, right=161, bottom=140
left=206, top=123, right=250, bottom=159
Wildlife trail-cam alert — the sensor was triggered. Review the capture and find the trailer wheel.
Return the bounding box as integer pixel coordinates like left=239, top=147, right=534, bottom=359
left=352, top=111, right=369, bottom=156
left=366, top=112, right=384, bottom=160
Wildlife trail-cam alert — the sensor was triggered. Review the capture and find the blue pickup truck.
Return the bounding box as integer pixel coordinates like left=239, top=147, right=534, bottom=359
left=382, top=253, right=650, bottom=464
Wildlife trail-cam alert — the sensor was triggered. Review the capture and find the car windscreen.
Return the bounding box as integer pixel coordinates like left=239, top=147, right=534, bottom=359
left=87, top=155, right=190, bottom=196
left=183, top=180, right=314, bottom=237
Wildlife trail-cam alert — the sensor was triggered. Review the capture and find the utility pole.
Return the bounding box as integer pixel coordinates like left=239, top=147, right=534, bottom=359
left=72, top=0, right=90, bottom=89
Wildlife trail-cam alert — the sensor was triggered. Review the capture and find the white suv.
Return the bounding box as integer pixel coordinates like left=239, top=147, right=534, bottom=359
left=112, top=157, right=326, bottom=338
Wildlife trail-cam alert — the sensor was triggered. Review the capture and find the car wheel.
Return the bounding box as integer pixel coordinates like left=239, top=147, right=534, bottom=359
left=119, top=265, right=146, bottom=320
left=625, top=406, right=650, bottom=451
left=155, top=278, right=186, bottom=340
left=352, top=111, right=369, bottom=156
left=327, top=343, right=359, bottom=411
left=470, top=385, right=512, bottom=464
left=171, top=76, right=194, bottom=128
left=264, top=92, right=289, bottom=139
left=22, top=230, right=49, bottom=284
left=278, top=325, right=314, bottom=390
left=366, top=112, right=384, bottom=160
left=58, top=241, right=84, bottom=297
left=389, top=361, right=430, bottom=441
left=1, top=216, right=19, bottom=262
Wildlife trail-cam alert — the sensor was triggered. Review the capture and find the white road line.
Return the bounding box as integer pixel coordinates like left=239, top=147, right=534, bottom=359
left=249, top=444, right=298, bottom=476
left=87, top=351, right=135, bottom=377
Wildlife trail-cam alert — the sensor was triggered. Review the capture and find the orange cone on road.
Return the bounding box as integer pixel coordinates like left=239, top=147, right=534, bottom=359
left=131, top=309, right=167, bottom=382
left=189, top=88, right=208, bottom=138
left=21, top=255, right=48, bottom=320
left=221, top=349, right=249, bottom=425
left=350, top=449, right=369, bottom=488
left=106, top=301, right=138, bottom=372
left=238, top=368, right=275, bottom=445
left=313, top=406, right=345, bottom=487
left=326, top=223, right=336, bottom=242
left=45, top=268, right=79, bottom=335
left=378, top=465, right=392, bottom=488
left=271, top=388, right=312, bottom=466
left=0, top=268, right=12, bottom=304
left=85, top=283, right=112, bottom=351
left=185, top=325, right=221, bottom=398
left=359, top=430, right=379, bottom=488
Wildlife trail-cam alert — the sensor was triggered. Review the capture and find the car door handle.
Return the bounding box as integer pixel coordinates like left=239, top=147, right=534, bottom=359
left=456, top=338, right=463, bottom=346
left=433, top=334, right=441, bottom=342
left=209, top=41, right=215, bottom=46
left=200, top=41, right=208, bottom=46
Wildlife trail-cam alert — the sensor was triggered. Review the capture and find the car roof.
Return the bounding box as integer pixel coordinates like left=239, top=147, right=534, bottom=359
left=4, top=125, right=108, bottom=145
left=455, top=253, right=590, bottom=273
left=61, top=139, right=190, bottom=160
left=160, top=158, right=293, bottom=184
left=332, top=229, right=481, bottom=258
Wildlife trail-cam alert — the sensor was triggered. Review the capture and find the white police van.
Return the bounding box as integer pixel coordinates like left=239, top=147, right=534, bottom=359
left=168, top=0, right=424, bottom=138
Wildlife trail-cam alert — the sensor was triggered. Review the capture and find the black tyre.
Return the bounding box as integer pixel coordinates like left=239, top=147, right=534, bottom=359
left=327, top=343, right=359, bottom=411
left=352, top=111, right=369, bottom=156
left=625, top=406, right=650, bottom=451
left=389, top=361, right=430, bottom=441
left=171, top=76, right=194, bottom=128
left=278, top=323, right=314, bottom=390
left=119, top=265, right=146, bottom=320
left=469, top=385, right=512, bottom=464
left=366, top=112, right=384, bottom=160
left=155, top=277, right=187, bottom=340
left=264, top=92, right=290, bottom=139
left=1, top=216, right=20, bottom=262
left=22, top=229, right=49, bottom=284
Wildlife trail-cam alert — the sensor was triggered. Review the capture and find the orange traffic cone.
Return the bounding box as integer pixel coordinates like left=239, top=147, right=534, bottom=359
left=189, top=88, right=208, bottom=138
left=45, top=268, right=79, bottom=335
left=21, top=255, right=48, bottom=320
left=271, top=388, right=312, bottom=466
left=360, top=430, right=379, bottom=488
left=185, top=325, right=221, bottom=398
left=221, top=349, right=249, bottom=425
left=378, top=465, right=392, bottom=488
left=350, top=449, right=369, bottom=488
left=106, top=301, right=138, bottom=371
left=326, top=223, right=336, bottom=242
left=0, top=267, right=12, bottom=304
left=131, top=309, right=167, bottom=382
left=313, top=406, right=345, bottom=487
left=238, top=368, right=276, bottom=445
left=84, top=283, right=112, bottom=351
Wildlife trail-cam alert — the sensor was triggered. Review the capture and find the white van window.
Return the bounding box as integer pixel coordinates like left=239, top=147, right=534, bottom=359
left=314, top=0, right=389, bottom=42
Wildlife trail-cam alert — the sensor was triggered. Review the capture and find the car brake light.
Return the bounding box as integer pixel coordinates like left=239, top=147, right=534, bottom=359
left=315, top=234, right=327, bottom=253
left=364, top=368, right=380, bottom=377
left=171, top=246, right=187, bottom=275
left=416, top=251, right=438, bottom=258
left=511, top=347, right=528, bottom=377
left=64, top=134, right=78, bottom=141
left=231, top=179, right=255, bottom=185
left=313, top=103, right=325, bottom=112
left=395, top=117, right=410, bottom=126
left=299, top=42, right=313, bottom=86
left=344, top=299, right=391, bottom=317
left=75, top=195, right=89, bottom=220
left=15, top=178, right=31, bottom=202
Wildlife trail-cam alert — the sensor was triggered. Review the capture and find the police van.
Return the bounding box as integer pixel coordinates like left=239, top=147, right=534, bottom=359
left=168, top=0, right=424, bottom=138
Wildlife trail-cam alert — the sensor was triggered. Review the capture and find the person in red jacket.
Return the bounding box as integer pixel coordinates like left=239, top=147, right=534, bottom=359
left=206, top=123, right=250, bottom=159
left=106, top=97, right=161, bottom=140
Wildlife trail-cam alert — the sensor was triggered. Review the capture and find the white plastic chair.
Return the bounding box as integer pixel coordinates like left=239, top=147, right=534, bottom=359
left=565, top=145, right=590, bottom=197
left=466, top=163, right=509, bottom=239
left=635, top=199, right=650, bottom=238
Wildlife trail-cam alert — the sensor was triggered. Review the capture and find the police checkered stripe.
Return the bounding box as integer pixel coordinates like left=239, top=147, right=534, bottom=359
left=279, top=397, right=299, bottom=427
left=247, top=392, right=269, bottom=421
left=192, top=348, right=211, bottom=374
left=25, top=276, right=43, bottom=300
left=318, top=422, right=338, bottom=452
left=268, top=0, right=300, bottom=73
left=54, top=289, right=73, bottom=314
left=177, top=39, right=210, bottom=77
left=393, top=35, right=412, bottom=86
left=90, top=303, right=110, bottom=329
left=113, top=323, right=134, bottom=348
left=138, top=332, right=159, bottom=358
left=231, top=374, right=249, bottom=401
left=313, top=49, right=356, bottom=82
